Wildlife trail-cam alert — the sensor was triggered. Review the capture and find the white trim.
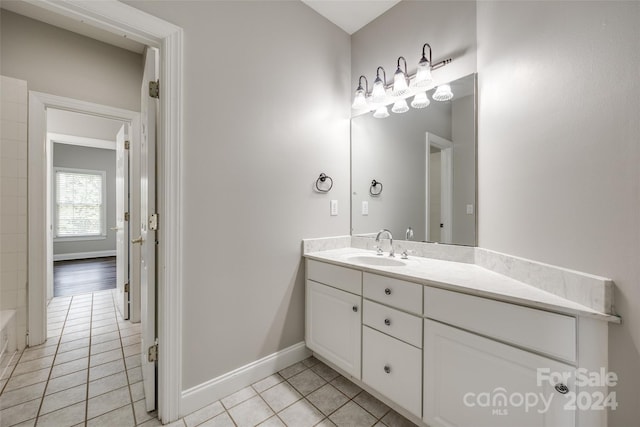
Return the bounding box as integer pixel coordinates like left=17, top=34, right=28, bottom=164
left=25, top=1, right=184, bottom=422
left=425, top=133, right=454, bottom=244
left=53, top=250, right=117, bottom=261
left=50, top=133, right=116, bottom=150
left=181, top=342, right=311, bottom=417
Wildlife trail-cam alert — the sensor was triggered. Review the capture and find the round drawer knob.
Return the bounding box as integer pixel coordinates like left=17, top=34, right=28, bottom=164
left=352, top=305, right=358, bottom=312
left=384, top=365, right=391, bottom=374
left=384, top=288, right=392, bottom=295
left=555, top=383, right=569, bottom=395
left=384, top=318, right=391, bottom=326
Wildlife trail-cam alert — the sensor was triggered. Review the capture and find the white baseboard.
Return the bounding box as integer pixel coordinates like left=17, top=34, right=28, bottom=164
left=53, top=250, right=116, bottom=261
left=180, top=342, right=311, bottom=417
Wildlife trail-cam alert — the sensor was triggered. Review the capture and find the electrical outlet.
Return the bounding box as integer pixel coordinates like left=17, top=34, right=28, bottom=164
left=330, top=200, right=338, bottom=216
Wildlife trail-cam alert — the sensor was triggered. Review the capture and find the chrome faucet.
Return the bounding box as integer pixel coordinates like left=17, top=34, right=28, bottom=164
left=375, top=229, right=395, bottom=257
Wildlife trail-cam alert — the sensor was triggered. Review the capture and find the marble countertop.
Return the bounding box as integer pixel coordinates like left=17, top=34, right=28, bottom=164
left=304, top=247, right=620, bottom=323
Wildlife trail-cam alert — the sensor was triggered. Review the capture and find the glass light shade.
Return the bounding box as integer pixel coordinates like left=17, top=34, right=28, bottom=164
left=392, top=69, right=409, bottom=96
left=411, top=91, right=430, bottom=109
left=371, top=78, right=387, bottom=104
left=352, top=89, right=368, bottom=109
left=432, top=84, right=453, bottom=101
left=413, top=59, right=432, bottom=87
left=373, top=106, right=389, bottom=119
left=391, top=98, right=409, bottom=114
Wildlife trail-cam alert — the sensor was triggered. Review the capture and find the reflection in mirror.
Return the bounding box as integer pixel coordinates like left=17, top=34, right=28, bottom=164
left=351, top=73, right=476, bottom=246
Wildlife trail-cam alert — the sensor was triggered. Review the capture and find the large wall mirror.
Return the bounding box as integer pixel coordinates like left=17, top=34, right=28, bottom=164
left=351, top=73, right=477, bottom=246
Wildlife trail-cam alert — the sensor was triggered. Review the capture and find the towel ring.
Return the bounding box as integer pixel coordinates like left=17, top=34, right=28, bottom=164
left=315, top=173, right=333, bottom=193
left=370, top=179, right=383, bottom=196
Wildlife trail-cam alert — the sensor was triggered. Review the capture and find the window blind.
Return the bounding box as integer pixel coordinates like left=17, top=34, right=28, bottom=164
left=55, top=169, right=105, bottom=237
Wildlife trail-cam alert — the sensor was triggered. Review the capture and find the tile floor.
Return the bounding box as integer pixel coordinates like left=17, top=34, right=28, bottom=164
left=1, top=290, right=418, bottom=427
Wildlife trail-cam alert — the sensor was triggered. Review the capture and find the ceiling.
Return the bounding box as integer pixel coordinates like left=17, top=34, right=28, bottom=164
left=300, top=0, right=401, bottom=34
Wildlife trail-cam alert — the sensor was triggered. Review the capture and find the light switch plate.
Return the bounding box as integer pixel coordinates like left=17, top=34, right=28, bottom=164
left=330, top=200, right=338, bottom=216
left=362, top=201, right=369, bottom=215
left=466, top=204, right=474, bottom=215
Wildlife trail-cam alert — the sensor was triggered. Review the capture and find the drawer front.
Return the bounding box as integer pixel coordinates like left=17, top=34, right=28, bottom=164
left=307, top=259, right=362, bottom=295
left=363, top=300, right=422, bottom=348
left=363, top=273, right=422, bottom=314
left=424, top=287, right=577, bottom=362
left=362, top=326, right=422, bottom=418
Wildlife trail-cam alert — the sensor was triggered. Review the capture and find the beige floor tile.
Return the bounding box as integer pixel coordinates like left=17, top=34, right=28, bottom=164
left=3, top=368, right=50, bottom=391
left=12, top=355, right=54, bottom=376
left=63, top=322, right=91, bottom=334
left=288, top=369, right=326, bottom=396
left=91, top=338, right=121, bottom=355
left=54, top=346, right=89, bottom=365
left=306, top=383, right=349, bottom=416
left=302, top=356, right=321, bottom=368
left=57, top=337, right=90, bottom=354
left=87, top=404, right=136, bottom=427
left=19, top=345, right=56, bottom=362
left=87, top=385, right=131, bottom=419
left=89, top=358, right=125, bottom=381
left=221, top=386, right=257, bottom=409
left=252, top=373, right=284, bottom=393
left=130, top=380, right=145, bottom=402
left=45, top=369, right=87, bottom=395
left=124, top=354, right=141, bottom=370
left=316, top=419, right=337, bottom=427
left=36, top=401, right=86, bottom=427
left=90, top=331, right=120, bottom=345
left=183, top=400, right=224, bottom=427
left=88, top=371, right=128, bottom=398
left=92, top=323, right=118, bottom=336
left=330, top=376, right=362, bottom=398
left=0, top=381, right=47, bottom=410
left=90, top=348, right=123, bottom=367
left=227, top=396, right=274, bottom=427
left=50, top=356, right=88, bottom=378
left=200, top=411, right=235, bottom=427
left=0, top=398, right=40, bottom=426
left=8, top=417, right=37, bottom=427
left=257, top=415, right=286, bottom=427
left=329, top=401, right=377, bottom=427
left=260, top=381, right=301, bottom=412
left=136, top=418, right=162, bottom=427
left=122, top=343, right=141, bottom=357
left=127, top=366, right=142, bottom=384
left=380, top=410, right=419, bottom=427
left=133, top=398, right=156, bottom=424
left=121, top=334, right=141, bottom=347
left=311, top=363, right=340, bottom=382
left=60, top=329, right=92, bottom=343
left=39, top=383, right=86, bottom=415
left=354, top=391, right=390, bottom=419
left=277, top=398, right=324, bottom=427
left=278, top=362, right=307, bottom=379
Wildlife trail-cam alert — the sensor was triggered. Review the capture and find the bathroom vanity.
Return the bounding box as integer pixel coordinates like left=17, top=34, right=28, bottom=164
left=303, top=241, right=618, bottom=427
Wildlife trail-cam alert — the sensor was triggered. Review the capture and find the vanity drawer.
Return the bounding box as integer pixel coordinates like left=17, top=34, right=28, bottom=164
left=363, top=300, right=422, bottom=348
left=363, top=273, right=422, bottom=314
left=307, top=260, right=362, bottom=295
left=424, top=287, right=577, bottom=362
left=362, top=326, right=422, bottom=418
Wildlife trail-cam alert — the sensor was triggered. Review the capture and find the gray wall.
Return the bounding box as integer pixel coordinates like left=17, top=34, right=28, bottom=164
left=48, top=109, right=126, bottom=142
left=451, top=95, right=476, bottom=246
left=52, top=143, right=116, bottom=256
left=123, top=0, right=351, bottom=390
left=477, top=2, right=640, bottom=424
left=0, top=9, right=142, bottom=111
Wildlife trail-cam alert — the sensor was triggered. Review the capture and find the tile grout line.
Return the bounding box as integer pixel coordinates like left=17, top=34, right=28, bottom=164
left=33, top=296, right=73, bottom=425
left=113, top=289, right=140, bottom=426
left=83, top=292, right=95, bottom=427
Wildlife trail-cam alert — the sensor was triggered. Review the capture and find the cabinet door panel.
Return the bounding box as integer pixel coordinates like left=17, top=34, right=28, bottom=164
left=306, top=280, right=361, bottom=379
left=424, top=320, right=575, bottom=427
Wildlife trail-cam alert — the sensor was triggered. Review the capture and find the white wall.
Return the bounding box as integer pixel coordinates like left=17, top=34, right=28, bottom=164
left=477, top=2, right=640, bottom=424
left=0, top=9, right=142, bottom=112
left=0, top=75, right=28, bottom=350
left=52, top=143, right=117, bottom=257
left=123, top=0, right=351, bottom=390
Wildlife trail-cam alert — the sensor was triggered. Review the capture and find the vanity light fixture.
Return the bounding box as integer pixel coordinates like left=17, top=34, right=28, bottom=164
left=413, top=43, right=433, bottom=87
left=432, top=84, right=454, bottom=101
left=411, top=91, right=430, bottom=109
left=371, top=66, right=388, bottom=104
left=391, top=98, right=409, bottom=114
left=352, top=75, right=369, bottom=110
left=373, top=105, right=390, bottom=119
left=392, top=56, right=409, bottom=96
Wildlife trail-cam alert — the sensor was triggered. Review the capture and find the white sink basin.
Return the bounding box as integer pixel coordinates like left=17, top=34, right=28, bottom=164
left=347, top=255, right=407, bottom=267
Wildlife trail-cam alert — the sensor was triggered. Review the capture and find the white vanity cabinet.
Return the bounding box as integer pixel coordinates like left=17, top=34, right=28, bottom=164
left=305, top=260, right=362, bottom=379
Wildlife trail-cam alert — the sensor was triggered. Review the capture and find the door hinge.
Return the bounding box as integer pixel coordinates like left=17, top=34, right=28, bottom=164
left=124, top=140, right=130, bottom=150
left=124, top=212, right=129, bottom=222
left=124, top=283, right=129, bottom=293
left=149, top=80, right=160, bottom=99
left=148, top=339, right=158, bottom=363
left=149, top=213, right=158, bottom=231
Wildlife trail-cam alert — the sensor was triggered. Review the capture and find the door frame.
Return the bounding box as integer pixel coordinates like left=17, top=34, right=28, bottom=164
left=425, top=133, right=453, bottom=243
left=26, top=0, right=184, bottom=422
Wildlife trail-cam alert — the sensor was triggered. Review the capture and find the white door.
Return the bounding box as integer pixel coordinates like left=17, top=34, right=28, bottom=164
left=115, top=124, right=130, bottom=319
left=139, top=46, right=158, bottom=412
left=305, top=280, right=362, bottom=379
left=423, top=319, right=576, bottom=427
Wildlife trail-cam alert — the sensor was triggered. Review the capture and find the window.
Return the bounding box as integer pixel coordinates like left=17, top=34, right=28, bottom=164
left=54, top=168, right=106, bottom=239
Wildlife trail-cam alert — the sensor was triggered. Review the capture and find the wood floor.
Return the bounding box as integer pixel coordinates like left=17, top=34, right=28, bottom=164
left=53, top=257, right=116, bottom=297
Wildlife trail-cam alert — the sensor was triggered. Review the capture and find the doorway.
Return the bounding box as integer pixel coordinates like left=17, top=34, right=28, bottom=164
left=425, top=132, right=453, bottom=244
